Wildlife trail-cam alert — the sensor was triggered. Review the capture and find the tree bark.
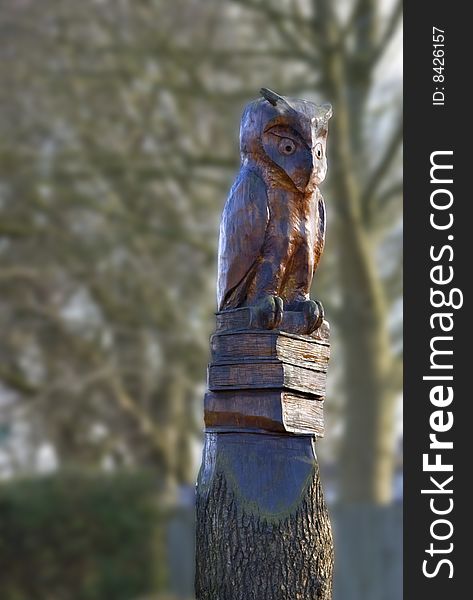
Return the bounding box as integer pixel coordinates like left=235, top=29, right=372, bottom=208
left=196, top=432, right=333, bottom=600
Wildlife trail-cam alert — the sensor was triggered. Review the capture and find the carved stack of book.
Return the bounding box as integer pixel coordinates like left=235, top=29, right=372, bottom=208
left=204, top=308, right=330, bottom=437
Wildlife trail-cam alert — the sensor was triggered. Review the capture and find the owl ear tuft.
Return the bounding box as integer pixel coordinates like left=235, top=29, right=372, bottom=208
left=321, top=103, right=333, bottom=120
left=260, top=88, right=282, bottom=106
left=260, top=88, right=294, bottom=114
left=260, top=88, right=295, bottom=114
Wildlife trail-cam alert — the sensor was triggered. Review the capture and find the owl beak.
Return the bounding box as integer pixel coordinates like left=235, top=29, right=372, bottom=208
left=290, top=155, right=314, bottom=193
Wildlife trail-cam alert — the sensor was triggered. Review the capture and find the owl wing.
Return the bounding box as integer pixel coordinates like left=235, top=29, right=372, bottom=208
left=217, top=168, right=269, bottom=310
left=313, top=189, right=326, bottom=274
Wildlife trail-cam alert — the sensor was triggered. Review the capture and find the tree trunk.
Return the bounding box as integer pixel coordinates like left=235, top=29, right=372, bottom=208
left=336, top=211, right=396, bottom=504
left=322, top=41, right=396, bottom=504
left=319, top=25, right=399, bottom=600
left=195, top=432, right=333, bottom=600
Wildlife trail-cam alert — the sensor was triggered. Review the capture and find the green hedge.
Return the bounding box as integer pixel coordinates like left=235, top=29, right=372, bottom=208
left=0, top=471, right=165, bottom=600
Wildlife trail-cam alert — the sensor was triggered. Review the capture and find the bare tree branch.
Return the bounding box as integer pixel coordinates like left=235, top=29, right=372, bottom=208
left=0, top=366, right=38, bottom=396
left=230, top=0, right=318, bottom=62
left=370, top=0, right=402, bottom=66
left=361, top=114, right=403, bottom=214
left=377, top=182, right=403, bottom=209
left=230, top=0, right=313, bottom=28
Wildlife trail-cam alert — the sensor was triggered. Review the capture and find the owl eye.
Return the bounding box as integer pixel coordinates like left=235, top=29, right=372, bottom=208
left=315, top=143, right=323, bottom=160
left=278, top=138, right=296, bottom=156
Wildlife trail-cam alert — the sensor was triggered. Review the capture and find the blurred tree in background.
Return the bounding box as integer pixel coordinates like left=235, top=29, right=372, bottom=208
left=0, top=1, right=402, bottom=598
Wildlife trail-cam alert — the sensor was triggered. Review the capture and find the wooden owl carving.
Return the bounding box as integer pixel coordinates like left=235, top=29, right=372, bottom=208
left=217, top=88, right=332, bottom=334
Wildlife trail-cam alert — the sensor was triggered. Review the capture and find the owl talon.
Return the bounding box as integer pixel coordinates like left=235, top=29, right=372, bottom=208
left=252, top=295, right=283, bottom=330
left=301, top=299, right=324, bottom=334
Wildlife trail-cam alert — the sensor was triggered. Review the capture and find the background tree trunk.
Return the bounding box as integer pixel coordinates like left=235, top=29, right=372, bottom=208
left=316, top=0, right=398, bottom=506
left=313, top=5, right=402, bottom=596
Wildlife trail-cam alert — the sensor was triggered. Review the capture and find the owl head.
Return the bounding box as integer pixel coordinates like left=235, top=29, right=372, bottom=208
left=240, top=88, right=332, bottom=192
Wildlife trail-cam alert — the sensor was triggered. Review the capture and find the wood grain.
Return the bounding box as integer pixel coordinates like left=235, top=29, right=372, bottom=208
left=208, top=360, right=326, bottom=397
left=211, top=329, right=330, bottom=369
